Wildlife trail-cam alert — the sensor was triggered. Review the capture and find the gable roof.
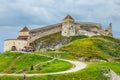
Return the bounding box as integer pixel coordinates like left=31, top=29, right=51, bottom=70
left=20, top=26, right=29, bottom=32
left=30, top=23, right=62, bottom=33
left=63, top=14, right=74, bottom=20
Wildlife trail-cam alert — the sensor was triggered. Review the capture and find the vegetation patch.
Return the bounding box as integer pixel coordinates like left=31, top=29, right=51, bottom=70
left=30, top=32, right=88, bottom=51
left=0, top=52, right=72, bottom=74
left=59, top=36, right=120, bottom=61
left=0, top=52, right=22, bottom=73
left=27, top=59, right=73, bottom=73
left=0, top=62, right=120, bottom=80
left=8, top=54, right=51, bottom=73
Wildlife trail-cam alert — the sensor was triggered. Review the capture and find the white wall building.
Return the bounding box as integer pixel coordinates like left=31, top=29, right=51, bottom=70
left=4, top=26, right=29, bottom=52
left=4, top=39, right=27, bottom=51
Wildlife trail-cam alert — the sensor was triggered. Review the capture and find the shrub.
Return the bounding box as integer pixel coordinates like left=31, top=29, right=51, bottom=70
left=30, top=65, right=34, bottom=70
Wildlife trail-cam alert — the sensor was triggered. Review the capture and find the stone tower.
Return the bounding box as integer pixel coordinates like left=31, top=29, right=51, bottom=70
left=109, top=22, right=112, bottom=31
left=105, top=22, right=113, bottom=36
left=108, top=22, right=113, bottom=36
left=17, top=26, right=29, bottom=40
left=62, top=14, right=76, bottom=37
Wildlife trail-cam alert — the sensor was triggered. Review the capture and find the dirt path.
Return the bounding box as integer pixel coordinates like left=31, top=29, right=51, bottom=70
left=0, top=58, right=86, bottom=76
left=2, top=56, right=21, bottom=73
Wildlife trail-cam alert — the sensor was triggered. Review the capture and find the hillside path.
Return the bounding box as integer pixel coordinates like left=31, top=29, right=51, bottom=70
left=2, top=56, right=21, bottom=73
left=0, top=55, right=87, bottom=76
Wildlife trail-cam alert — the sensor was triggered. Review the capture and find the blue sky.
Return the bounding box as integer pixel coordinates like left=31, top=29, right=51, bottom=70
left=0, top=0, right=120, bottom=52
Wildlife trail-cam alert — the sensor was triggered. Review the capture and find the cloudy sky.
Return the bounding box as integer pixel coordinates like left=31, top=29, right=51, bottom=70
left=0, top=0, right=120, bottom=52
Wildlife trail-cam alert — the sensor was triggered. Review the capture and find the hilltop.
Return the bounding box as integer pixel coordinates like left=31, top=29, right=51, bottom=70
left=1, top=35, right=120, bottom=80
left=60, top=36, right=120, bottom=61
left=30, top=32, right=120, bottom=61
left=30, top=32, right=88, bottom=51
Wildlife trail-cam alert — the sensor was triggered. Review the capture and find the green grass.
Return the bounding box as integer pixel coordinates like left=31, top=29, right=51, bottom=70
left=0, top=52, right=72, bottom=74
left=35, top=51, right=75, bottom=60
left=15, top=54, right=51, bottom=69
left=59, top=37, right=120, bottom=61
left=30, top=32, right=88, bottom=51
left=30, top=34, right=120, bottom=62
left=0, top=62, right=120, bottom=80
left=0, top=52, right=22, bottom=72
left=27, top=59, right=73, bottom=73
left=27, top=62, right=120, bottom=80
left=1, top=35, right=120, bottom=80
left=31, top=34, right=120, bottom=61
left=8, top=53, right=51, bottom=73
left=40, top=59, right=72, bottom=73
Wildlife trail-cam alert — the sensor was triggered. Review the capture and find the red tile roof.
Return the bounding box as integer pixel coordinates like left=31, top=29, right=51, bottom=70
left=20, top=26, right=29, bottom=32
left=63, top=14, right=74, bottom=20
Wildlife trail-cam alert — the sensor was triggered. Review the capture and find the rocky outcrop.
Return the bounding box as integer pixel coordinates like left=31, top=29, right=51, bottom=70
left=35, top=39, right=70, bottom=51
left=30, top=32, right=88, bottom=52
left=104, top=70, right=120, bottom=80
left=30, top=32, right=72, bottom=51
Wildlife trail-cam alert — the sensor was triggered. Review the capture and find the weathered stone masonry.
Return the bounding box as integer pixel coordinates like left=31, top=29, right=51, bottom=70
left=4, top=14, right=113, bottom=51
left=29, top=14, right=112, bottom=43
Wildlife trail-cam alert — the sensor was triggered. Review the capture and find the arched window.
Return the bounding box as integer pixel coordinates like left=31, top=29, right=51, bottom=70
left=11, top=46, right=17, bottom=51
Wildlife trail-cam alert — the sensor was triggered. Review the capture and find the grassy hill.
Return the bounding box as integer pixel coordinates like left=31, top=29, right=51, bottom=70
left=1, top=34, right=120, bottom=80
left=59, top=36, right=120, bottom=61
left=30, top=32, right=120, bottom=61
left=0, top=52, right=22, bottom=72
left=30, top=32, right=88, bottom=51
left=1, top=62, right=120, bottom=80
left=0, top=52, right=72, bottom=74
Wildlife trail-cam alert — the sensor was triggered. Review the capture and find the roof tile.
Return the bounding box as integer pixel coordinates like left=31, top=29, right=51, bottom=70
left=20, top=26, right=29, bottom=32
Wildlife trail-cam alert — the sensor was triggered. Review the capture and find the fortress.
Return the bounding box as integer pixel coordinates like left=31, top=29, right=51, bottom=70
left=4, top=14, right=112, bottom=52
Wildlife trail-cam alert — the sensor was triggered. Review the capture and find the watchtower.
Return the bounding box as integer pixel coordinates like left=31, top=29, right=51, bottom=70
left=61, top=14, right=76, bottom=37
left=17, top=26, right=29, bottom=40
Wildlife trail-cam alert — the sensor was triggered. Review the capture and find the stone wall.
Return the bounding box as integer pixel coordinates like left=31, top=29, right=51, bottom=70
left=98, top=26, right=112, bottom=36
left=78, top=30, right=100, bottom=37
left=29, top=25, right=62, bottom=43
left=4, top=39, right=27, bottom=52
left=29, top=22, right=112, bottom=43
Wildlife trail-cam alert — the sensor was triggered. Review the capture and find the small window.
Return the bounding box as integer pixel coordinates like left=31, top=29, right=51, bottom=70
left=71, top=26, right=74, bottom=30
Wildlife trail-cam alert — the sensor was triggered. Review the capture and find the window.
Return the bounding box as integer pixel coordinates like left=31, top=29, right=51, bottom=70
left=71, top=26, right=74, bottom=30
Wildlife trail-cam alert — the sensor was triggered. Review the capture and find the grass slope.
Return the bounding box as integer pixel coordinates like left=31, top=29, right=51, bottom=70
left=31, top=33, right=120, bottom=61
left=30, top=32, right=88, bottom=51
left=1, top=62, right=120, bottom=80
left=10, top=53, right=51, bottom=73
left=0, top=52, right=22, bottom=72
left=59, top=36, right=120, bottom=61
left=27, top=59, right=72, bottom=73
left=0, top=52, right=72, bottom=74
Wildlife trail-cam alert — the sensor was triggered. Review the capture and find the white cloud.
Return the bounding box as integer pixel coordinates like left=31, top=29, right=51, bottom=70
left=0, top=0, right=120, bottom=30
left=0, top=0, right=120, bottom=52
